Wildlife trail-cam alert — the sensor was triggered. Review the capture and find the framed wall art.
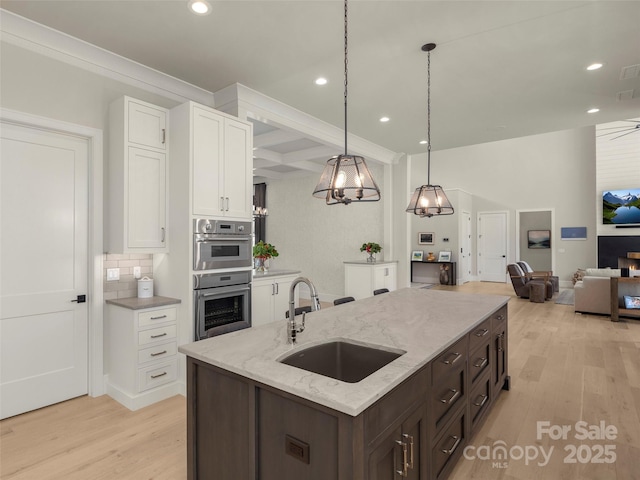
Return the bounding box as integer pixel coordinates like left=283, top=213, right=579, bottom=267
left=527, top=230, right=551, bottom=249
left=560, top=227, right=587, bottom=240
left=418, top=232, right=434, bottom=245
left=412, top=250, right=424, bottom=261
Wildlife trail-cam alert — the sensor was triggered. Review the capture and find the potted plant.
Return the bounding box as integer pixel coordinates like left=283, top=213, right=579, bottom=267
left=360, top=242, right=382, bottom=262
left=253, top=241, right=279, bottom=272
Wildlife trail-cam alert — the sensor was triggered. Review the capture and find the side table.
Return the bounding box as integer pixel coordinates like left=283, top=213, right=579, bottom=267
left=610, top=277, right=640, bottom=322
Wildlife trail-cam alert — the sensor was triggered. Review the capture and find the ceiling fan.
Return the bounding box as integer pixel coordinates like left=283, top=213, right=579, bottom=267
left=596, top=119, right=640, bottom=140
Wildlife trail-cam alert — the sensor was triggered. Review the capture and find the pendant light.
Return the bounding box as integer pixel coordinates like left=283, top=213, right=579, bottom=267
left=406, top=43, right=454, bottom=218
left=312, top=0, right=380, bottom=205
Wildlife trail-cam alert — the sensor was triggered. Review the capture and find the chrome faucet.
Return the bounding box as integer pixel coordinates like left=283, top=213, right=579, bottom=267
left=288, top=277, right=321, bottom=344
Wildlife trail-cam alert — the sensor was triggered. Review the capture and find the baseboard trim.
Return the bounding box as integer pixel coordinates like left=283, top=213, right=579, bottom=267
left=106, top=381, right=181, bottom=411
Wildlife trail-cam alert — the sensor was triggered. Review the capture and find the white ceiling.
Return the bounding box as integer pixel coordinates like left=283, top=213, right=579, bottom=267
left=2, top=1, right=640, bottom=181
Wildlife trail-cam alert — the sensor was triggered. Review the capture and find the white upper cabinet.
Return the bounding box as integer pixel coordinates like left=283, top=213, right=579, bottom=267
left=192, top=106, right=223, bottom=216
left=173, top=102, right=252, bottom=220
left=109, top=96, right=169, bottom=253
left=222, top=118, right=252, bottom=219
left=127, top=101, right=167, bottom=151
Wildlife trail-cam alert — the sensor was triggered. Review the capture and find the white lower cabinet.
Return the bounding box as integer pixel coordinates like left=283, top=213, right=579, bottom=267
left=344, top=261, right=398, bottom=300
left=252, top=273, right=299, bottom=327
left=106, top=303, right=180, bottom=410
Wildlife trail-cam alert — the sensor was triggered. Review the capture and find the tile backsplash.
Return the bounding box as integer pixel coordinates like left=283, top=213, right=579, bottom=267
left=103, top=253, right=153, bottom=300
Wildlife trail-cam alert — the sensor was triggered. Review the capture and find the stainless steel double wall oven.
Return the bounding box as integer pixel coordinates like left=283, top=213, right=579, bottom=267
left=193, top=219, right=252, bottom=340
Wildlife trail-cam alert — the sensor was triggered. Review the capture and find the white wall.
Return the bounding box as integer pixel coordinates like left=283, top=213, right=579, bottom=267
left=406, top=127, right=598, bottom=283
left=264, top=163, right=385, bottom=298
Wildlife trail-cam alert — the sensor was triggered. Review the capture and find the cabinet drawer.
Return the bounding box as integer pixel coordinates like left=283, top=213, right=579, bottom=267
left=432, top=369, right=465, bottom=428
left=432, top=410, right=466, bottom=480
left=468, top=317, right=491, bottom=353
left=138, top=341, right=177, bottom=364
left=470, top=372, right=491, bottom=431
left=469, top=341, right=491, bottom=385
left=138, top=307, right=177, bottom=328
left=491, top=305, right=507, bottom=329
left=432, top=336, right=467, bottom=384
left=138, top=324, right=177, bottom=346
left=138, top=359, right=177, bottom=392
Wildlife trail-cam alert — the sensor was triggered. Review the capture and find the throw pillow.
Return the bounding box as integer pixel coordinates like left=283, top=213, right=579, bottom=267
left=623, top=296, right=640, bottom=309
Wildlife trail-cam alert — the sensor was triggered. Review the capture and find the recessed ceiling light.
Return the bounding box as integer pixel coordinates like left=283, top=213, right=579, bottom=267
left=188, top=0, right=212, bottom=16
left=586, top=63, right=603, bottom=71
left=314, top=77, right=328, bottom=86
left=379, top=117, right=390, bottom=123
left=419, top=140, right=427, bottom=145
left=587, top=108, right=600, bottom=113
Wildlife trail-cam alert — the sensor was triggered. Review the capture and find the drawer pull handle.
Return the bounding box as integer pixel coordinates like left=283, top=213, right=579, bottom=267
left=442, top=352, right=462, bottom=365
left=150, top=315, right=167, bottom=320
left=402, top=433, right=414, bottom=470
left=150, top=333, right=167, bottom=339
left=473, top=357, right=488, bottom=369
left=150, top=371, right=167, bottom=379
left=473, top=394, right=489, bottom=407
left=442, top=435, right=461, bottom=456
left=497, top=333, right=505, bottom=352
left=440, top=388, right=461, bottom=405
left=150, top=350, right=167, bottom=357
left=395, top=439, right=409, bottom=477
left=474, top=328, right=489, bottom=337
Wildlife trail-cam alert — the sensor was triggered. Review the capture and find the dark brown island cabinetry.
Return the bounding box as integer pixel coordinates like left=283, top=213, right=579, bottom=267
left=186, top=304, right=509, bottom=480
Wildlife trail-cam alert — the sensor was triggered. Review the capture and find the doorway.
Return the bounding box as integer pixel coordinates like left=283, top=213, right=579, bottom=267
left=516, top=209, right=555, bottom=273
left=477, top=211, right=508, bottom=282
left=459, top=211, right=472, bottom=283
left=0, top=109, right=104, bottom=418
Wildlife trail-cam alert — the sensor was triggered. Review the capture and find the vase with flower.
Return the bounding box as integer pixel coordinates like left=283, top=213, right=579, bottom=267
left=360, top=242, right=382, bottom=263
left=253, top=241, right=279, bottom=272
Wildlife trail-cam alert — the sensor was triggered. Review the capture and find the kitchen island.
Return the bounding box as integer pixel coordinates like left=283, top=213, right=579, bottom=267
left=179, top=287, right=509, bottom=480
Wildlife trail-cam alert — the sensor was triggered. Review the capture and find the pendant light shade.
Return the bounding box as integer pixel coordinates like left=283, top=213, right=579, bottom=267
left=312, top=0, right=380, bottom=205
left=312, top=154, right=380, bottom=205
left=406, top=43, right=454, bottom=218
left=406, top=184, right=454, bottom=217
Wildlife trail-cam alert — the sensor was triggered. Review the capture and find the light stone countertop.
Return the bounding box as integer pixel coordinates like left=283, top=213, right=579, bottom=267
left=105, top=295, right=181, bottom=310
left=343, top=259, right=398, bottom=265
left=179, top=287, right=509, bottom=416
left=252, top=269, right=301, bottom=279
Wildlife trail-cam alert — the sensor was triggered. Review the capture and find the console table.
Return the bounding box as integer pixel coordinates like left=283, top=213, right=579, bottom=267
left=610, top=277, right=640, bottom=322
left=410, top=260, right=456, bottom=285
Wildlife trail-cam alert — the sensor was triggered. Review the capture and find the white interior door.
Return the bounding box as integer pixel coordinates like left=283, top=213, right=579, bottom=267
left=478, top=211, right=508, bottom=283
left=460, top=212, right=472, bottom=283
left=1, top=122, right=88, bottom=419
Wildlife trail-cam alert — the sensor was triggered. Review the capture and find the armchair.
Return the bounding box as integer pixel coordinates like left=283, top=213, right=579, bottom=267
left=508, top=263, right=553, bottom=300
left=517, top=261, right=559, bottom=293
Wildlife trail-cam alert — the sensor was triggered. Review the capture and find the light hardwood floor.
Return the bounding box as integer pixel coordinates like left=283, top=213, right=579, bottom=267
left=2, top=282, right=639, bottom=479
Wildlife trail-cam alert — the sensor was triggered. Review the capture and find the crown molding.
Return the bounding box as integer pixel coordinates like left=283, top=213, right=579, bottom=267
left=0, top=9, right=213, bottom=105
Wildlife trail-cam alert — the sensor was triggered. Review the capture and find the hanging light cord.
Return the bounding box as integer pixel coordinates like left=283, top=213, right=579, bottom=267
left=343, top=0, right=348, bottom=156
left=426, top=48, right=431, bottom=186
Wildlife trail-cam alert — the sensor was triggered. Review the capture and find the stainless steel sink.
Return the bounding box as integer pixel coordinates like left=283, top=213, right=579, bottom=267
left=279, top=340, right=405, bottom=383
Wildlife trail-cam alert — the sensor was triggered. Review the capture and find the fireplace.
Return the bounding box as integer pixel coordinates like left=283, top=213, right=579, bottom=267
left=597, top=235, right=640, bottom=268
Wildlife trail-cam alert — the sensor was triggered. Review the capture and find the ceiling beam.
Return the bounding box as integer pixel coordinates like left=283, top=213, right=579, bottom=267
left=254, top=129, right=301, bottom=148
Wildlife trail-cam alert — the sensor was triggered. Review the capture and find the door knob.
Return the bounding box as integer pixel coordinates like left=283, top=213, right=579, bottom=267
left=71, top=295, right=86, bottom=303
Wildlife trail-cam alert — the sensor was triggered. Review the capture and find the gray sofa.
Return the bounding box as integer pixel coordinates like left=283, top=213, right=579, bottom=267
left=574, top=268, right=621, bottom=315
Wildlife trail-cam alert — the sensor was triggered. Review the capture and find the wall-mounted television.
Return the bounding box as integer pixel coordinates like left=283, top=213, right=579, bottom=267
left=602, top=188, right=640, bottom=225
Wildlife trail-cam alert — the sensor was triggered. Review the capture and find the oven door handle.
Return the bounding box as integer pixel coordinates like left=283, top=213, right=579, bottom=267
left=199, top=285, right=251, bottom=298
left=195, top=236, right=252, bottom=242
